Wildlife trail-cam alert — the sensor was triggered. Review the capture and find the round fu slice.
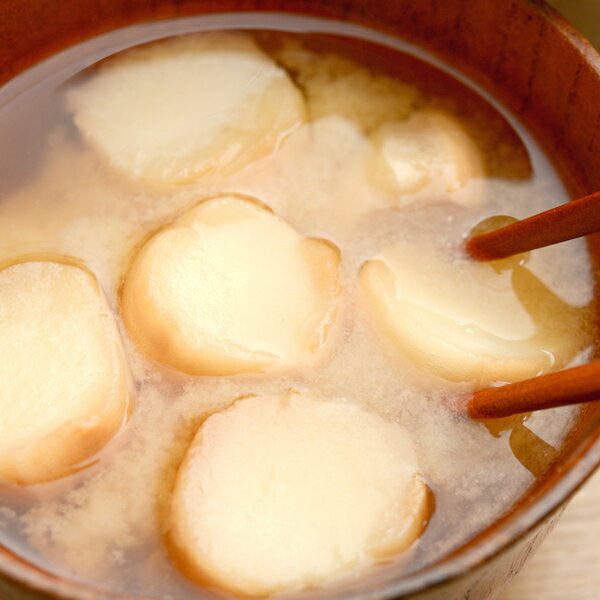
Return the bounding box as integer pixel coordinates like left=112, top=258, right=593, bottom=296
left=68, top=33, right=306, bottom=186
left=168, top=393, right=429, bottom=596
left=121, top=195, right=341, bottom=375
left=360, top=242, right=586, bottom=388
left=370, top=110, right=484, bottom=208
left=0, top=260, right=130, bottom=485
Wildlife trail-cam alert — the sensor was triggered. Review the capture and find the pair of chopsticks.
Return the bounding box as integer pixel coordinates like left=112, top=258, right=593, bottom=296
left=464, top=191, right=600, bottom=419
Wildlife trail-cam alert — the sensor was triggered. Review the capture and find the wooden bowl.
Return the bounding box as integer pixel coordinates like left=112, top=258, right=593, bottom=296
left=0, top=1, right=598, bottom=599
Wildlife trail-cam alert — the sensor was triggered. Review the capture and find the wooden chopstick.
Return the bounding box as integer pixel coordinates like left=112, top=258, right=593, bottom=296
left=466, top=361, right=600, bottom=419
left=466, top=191, right=600, bottom=261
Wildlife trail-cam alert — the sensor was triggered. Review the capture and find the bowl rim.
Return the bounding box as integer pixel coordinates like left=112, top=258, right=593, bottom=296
left=0, top=0, right=599, bottom=598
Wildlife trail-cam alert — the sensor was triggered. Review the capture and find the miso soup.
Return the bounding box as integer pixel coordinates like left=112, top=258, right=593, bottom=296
left=0, top=15, right=593, bottom=599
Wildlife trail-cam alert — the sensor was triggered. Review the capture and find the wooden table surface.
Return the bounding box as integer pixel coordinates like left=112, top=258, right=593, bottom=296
left=499, top=470, right=600, bottom=600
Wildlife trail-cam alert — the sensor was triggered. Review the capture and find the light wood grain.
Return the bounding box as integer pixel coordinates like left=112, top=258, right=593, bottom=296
left=499, top=470, right=600, bottom=600
left=547, top=0, right=600, bottom=52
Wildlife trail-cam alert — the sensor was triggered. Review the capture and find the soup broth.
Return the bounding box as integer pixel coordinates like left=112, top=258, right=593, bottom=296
left=0, top=16, right=594, bottom=599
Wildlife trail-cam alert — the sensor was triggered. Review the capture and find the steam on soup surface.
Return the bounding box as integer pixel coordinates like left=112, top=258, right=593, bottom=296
left=0, top=20, right=594, bottom=599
